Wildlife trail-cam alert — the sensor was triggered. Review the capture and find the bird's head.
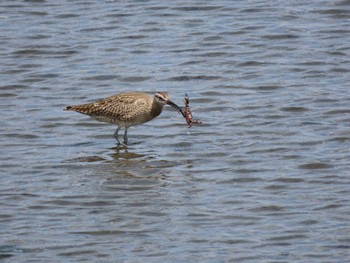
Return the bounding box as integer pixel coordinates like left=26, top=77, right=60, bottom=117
left=154, top=92, right=185, bottom=117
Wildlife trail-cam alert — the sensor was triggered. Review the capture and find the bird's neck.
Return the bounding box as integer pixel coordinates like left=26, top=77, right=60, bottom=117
left=150, top=102, right=164, bottom=118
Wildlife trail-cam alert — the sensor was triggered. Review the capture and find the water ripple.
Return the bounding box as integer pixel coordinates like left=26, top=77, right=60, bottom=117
left=1, top=0, right=350, bottom=262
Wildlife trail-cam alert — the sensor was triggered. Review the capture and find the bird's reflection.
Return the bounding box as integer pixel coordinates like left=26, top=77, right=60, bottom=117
left=108, top=145, right=146, bottom=160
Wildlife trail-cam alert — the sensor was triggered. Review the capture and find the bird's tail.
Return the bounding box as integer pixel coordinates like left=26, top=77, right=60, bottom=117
left=64, top=104, right=95, bottom=115
left=64, top=105, right=73, bottom=111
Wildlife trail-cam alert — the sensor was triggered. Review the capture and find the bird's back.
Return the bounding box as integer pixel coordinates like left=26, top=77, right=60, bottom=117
left=65, top=92, right=162, bottom=127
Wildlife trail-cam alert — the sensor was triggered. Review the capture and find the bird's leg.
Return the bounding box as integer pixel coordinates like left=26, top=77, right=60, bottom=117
left=123, top=128, right=128, bottom=145
left=114, top=126, right=122, bottom=145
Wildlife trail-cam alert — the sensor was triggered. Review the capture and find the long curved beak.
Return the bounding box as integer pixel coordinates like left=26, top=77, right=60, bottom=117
left=166, top=99, right=185, bottom=117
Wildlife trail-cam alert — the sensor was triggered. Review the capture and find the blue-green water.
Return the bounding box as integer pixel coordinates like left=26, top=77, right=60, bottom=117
left=1, top=1, right=350, bottom=262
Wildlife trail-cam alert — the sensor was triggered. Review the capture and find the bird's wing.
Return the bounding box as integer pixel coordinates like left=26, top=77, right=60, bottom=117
left=90, top=93, right=150, bottom=121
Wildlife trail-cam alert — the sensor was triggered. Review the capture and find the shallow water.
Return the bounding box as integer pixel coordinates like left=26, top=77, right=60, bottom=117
left=1, top=0, right=350, bottom=262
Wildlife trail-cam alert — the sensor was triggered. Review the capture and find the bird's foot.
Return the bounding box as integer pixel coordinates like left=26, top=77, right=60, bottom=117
left=115, top=138, right=127, bottom=148
left=116, top=141, right=128, bottom=149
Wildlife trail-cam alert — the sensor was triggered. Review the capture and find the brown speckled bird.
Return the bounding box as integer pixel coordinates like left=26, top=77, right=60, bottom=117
left=65, top=92, right=184, bottom=145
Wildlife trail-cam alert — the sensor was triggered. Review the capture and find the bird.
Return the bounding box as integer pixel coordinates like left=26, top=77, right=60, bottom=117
left=64, top=92, right=185, bottom=146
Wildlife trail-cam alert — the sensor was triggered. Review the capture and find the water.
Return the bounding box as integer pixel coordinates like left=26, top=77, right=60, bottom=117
left=1, top=0, right=350, bottom=262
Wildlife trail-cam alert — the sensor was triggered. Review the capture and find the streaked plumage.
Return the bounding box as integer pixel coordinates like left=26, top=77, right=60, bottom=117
left=65, top=92, right=184, bottom=145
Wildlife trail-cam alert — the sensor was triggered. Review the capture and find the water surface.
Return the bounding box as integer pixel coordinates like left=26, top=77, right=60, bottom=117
left=1, top=0, right=350, bottom=262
